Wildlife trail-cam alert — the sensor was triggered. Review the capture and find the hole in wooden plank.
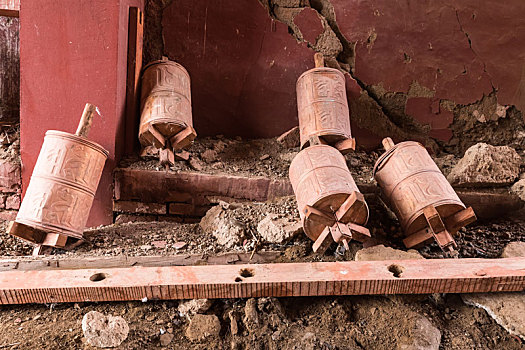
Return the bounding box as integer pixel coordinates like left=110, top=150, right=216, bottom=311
left=388, top=264, right=404, bottom=278
left=90, top=273, right=107, bottom=282
left=239, top=268, right=254, bottom=278
left=235, top=277, right=243, bottom=282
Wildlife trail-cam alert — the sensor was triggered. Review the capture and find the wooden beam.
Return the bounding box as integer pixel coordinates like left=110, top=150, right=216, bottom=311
left=0, top=0, right=20, bottom=17
left=124, top=7, right=144, bottom=155
left=0, top=258, right=523, bottom=304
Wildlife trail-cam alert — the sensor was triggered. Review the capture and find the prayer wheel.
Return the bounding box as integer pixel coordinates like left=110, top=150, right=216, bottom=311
left=373, top=138, right=476, bottom=251
left=296, top=55, right=355, bottom=153
left=289, top=145, right=369, bottom=252
left=9, top=104, right=108, bottom=252
left=139, top=58, right=196, bottom=153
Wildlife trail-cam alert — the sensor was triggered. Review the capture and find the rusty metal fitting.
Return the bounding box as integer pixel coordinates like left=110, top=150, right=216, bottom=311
left=373, top=138, right=476, bottom=251
left=296, top=64, right=355, bottom=152
left=139, top=58, right=196, bottom=153
left=289, top=145, right=369, bottom=252
left=14, top=130, right=108, bottom=242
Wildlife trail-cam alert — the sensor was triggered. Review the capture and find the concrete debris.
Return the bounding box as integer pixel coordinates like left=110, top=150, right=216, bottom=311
left=398, top=316, right=441, bottom=350
left=276, top=126, right=300, bottom=149
left=200, top=206, right=246, bottom=247
left=185, top=314, right=221, bottom=341
left=447, top=143, right=521, bottom=187
left=354, top=245, right=424, bottom=261
left=461, top=241, right=525, bottom=341
left=178, top=299, right=213, bottom=318
left=510, top=179, right=525, bottom=201
left=256, top=213, right=302, bottom=243
left=82, top=311, right=129, bottom=348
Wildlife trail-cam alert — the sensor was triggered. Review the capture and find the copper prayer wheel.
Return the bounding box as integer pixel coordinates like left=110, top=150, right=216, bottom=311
left=296, top=62, right=355, bottom=152
left=139, top=58, right=196, bottom=152
left=289, top=144, right=369, bottom=252
left=373, top=138, right=476, bottom=251
left=15, top=131, right=108, bottom=241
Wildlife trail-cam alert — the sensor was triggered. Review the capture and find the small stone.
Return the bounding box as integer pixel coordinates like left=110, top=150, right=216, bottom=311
left=82, top=311, right=129, bottom=348
left=355, top=245, right=424, bottom=261
left=277, top=126, right=300, bottom=148
left=140, top=245, right=153, bottom=251
left=14, top=317, right=21, bottom=324
left=146, top=314, right=156, bottom=321
left=178, top=299, right=213, bottom=318
left=501, top=241, right=525, bottom=258
left=398, top=316, right=441, bottom=350
left=156, top=319, right=165, bottom=325
left=152, top=240, right=167, bottom=249
left=259, top=154, right=270, bottom=161
left=200, top=206, right=245, bottom=247
left=201, top=149, right=218, bottom=163
left=5, top=194, right=20, bottom=210
left=189, top=157, right=204, bottom=171
left=185, top=314, right=221, bottom=341
left=214, top=140, right=227, bottom=153
left=33, top=314, right=41, bottom=321
left=256, top=214, right=302, bottom=243
left=173, top=241, right=187, bottom=250
left=228, top=310, right=239, bottom=335
left=447, top=143, right=521, bottom=187
left=159, top=333, right=174, bottom=346
left=510, top=179, right=525, bottom=202
left=243, top=298, right=259, bottom=333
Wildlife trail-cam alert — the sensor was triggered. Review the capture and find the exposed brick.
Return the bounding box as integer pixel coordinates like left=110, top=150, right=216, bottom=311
left=157, top=216, right=184, bottom=223
left=168, top=203, right=195, bottom=216
left=5, top=194, right=20, bottom=210
left=114, top=214, right=158, bottom=224
left=0, top=160, right=21, bottom=192
left=113, top=201, right=166, bottom=215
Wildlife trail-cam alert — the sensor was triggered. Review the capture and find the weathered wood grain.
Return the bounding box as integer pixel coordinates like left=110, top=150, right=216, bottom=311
left=0, top=258, right=523, bottom=304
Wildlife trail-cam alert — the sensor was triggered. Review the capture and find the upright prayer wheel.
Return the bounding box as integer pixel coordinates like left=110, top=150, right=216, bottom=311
left=289, top=145, right=370, bottom=253
left=9, top=104, right=108, bottom=252
left=139, top=58, right=197, bottom=168
left=373, top=138, right=476, bottom=251
left=296, top=54, right=355, bottom=153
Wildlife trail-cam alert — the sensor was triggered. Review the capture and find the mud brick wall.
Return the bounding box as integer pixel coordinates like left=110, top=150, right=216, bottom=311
left=0, top=159, right=21, bottom=220
left=113, top=169, right=293, bottom=223
left=0, top=16, right=19, bottom=124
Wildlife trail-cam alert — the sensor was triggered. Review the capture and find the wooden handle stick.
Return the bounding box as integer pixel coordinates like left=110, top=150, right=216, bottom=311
left=382, top=137, right=395, bottom=151
left=75, top=103, right=97, bottom=138
left=314, top=53, right=325, bottom=68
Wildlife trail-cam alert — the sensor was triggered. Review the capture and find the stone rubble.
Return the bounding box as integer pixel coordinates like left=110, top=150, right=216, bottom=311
left=199, top=205, right=246, bottom=247
left=185, top=314, right=221, bottom=341
left=82, top=311, right=129, bottom=348
left=256, top=213, right=302, bottom=243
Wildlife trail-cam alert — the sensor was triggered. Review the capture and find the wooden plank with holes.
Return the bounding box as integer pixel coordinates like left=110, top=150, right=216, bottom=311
left=124, top=7, right=144, bottom=155
left=0, top=258, right=523, bottom=304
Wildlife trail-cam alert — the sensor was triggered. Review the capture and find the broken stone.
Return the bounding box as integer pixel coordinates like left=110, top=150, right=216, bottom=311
left=200, top=206, right=245, bottom=247
left=256, top=214, right=302, bottom=243
left=213, top=140, right=227, bottom=153
left=510, top=179, right=525, bottom=201
left=398, top=316, right=441, bottom=350
left=173, top=241, right=187, bottom=250
left=151, top=240, right=167, bottom=249
left=447, top=143, right=521, bottom=187
left=159, top=333, right=174, bottom=347
left=185, top=314, right=221, bottom=341
left=189, top=157, right=204, bottom=171
left=501, top=241, right=525, bottom=258
left=354, top=245, right=424, bottom=261
left=201, top=149, right=218, bottom=163
left=82, top=311, right=129, bottom=348
left=178, top=299, right=213, bottom=318
left=243, top=298, right=259, bottom=333
left=228, top=310, right=239, bottom=335
left=461, top=241, right=525, bottom=341
left=276, top=126, right=300, bottom=149
left=259, top=154, right=270, bottom=161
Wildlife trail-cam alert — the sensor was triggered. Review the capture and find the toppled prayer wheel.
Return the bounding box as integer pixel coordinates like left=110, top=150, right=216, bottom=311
left=289, top=145, right=369, bottom=252
left=296, top=55, right=354, bottom=152
left=11, top=104, right=108, bottom=248
left=139, top=58, right=196, bottom=152
left=373, top=138, right=476, bottom=251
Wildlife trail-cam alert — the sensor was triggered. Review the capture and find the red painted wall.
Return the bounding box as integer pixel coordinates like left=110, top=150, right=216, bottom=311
left=20, top=0, right=144, bottom=226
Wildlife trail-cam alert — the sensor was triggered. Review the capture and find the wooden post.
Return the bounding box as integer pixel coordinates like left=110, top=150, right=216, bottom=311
left=382, top=137, right=395, bottom=151
left=314, top=53, right=325, bottom=68
left=75, top=103, right=97, bottom=138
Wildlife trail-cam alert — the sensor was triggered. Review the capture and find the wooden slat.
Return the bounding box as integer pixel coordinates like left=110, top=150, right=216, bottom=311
left=124, top=7, right=143, bottom=155
left=0, top=0, right=19, bottom=17
left=0, top=258, right=523, bottom=304
left=0, top=251, right=282, bottom=272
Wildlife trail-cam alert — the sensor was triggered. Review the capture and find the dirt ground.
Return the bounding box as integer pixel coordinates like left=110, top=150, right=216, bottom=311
left=0, top=135, right=524, bottom=349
